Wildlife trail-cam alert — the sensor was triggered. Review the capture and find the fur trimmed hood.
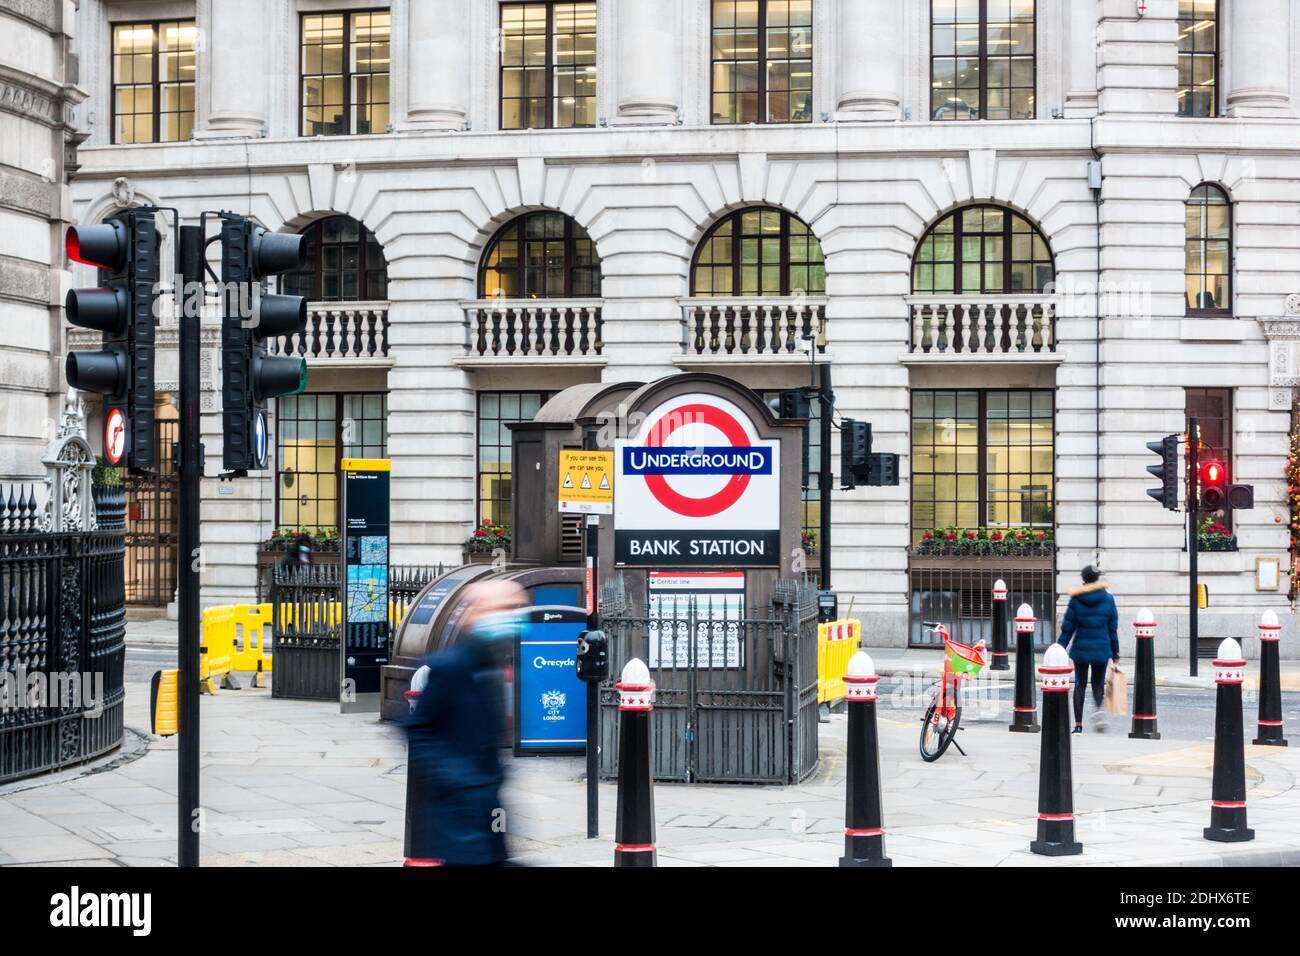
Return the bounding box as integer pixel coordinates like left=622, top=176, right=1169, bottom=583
left=1067, top=580, right=1110, bottom=598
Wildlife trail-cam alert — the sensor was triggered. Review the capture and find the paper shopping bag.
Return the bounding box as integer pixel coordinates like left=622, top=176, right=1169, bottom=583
left=1104, top=662, right=1128, bottom=716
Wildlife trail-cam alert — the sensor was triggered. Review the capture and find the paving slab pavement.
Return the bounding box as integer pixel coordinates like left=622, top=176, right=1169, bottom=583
left=3, top=675, right=1300, bottom=867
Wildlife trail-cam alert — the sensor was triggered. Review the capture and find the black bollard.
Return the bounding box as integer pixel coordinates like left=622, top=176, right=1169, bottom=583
left=839, top=651, right=891, bottom=868
left=1205, top=639, right=1255, bottom=843
left=1253, top=611, right=1287, bottom=747
left=1009, top=602, right=1040, bottom=733
left=614, top=658, right=657, bottom=867
left=1030, top=644, right=1082, bottom=856
left=402, top=666, right=442, bottom=866
left=989, top=579, right=1010, bottom=671
left=1129, top=607, right=1160, bottom=740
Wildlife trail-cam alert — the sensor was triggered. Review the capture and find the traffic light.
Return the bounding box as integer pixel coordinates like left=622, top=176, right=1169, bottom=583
left=839, top=419, right=871, bottom=489
left=778, top=388, right=812, bottom=488
left=65, top=211, right=160, bottom=470
left=220, top=216, right=308, bottom=471
left=1145, top=435, right=1179, bottom=510
left=1197, top=458, right=1254, bottom=513
left=867, top=453, right=900, bottom=487
left=1198, top=458, right=1227, bottom=510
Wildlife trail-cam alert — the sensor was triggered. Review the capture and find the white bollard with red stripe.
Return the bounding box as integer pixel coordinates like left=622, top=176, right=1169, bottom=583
left=1253, top=611, right=1287, bottom=747
left=1205, top=639, right=1255, bottom=843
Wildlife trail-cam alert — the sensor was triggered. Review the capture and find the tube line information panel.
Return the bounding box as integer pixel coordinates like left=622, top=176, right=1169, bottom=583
left=341, top=457, right=391, bottom=712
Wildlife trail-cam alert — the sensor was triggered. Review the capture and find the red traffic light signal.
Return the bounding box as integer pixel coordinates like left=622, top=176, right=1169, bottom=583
left=66, top=221, right=128, bottom=270
left=1200, top=459, right=1226, bottom=487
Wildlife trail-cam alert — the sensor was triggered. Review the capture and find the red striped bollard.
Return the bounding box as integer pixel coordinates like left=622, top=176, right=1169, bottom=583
left=1030, top=643, right=1082, bottom=856
left=1009, top=602, right=1040, bottom=733
left=989, top=579, right=1010, bottom=671
left=614, top=658, right=657, bottom=867
left=1128, top=608, right=1160, bottom=740
left=839, top=651, right=891, bottom=868
left=1205, top=638, right=1255, bottom=843
left=1253, top=610, right=1287, bottom=747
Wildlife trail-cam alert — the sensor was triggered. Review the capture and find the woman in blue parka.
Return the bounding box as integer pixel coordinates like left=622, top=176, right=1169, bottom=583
left=1057, top=565, right=1120, bottom=733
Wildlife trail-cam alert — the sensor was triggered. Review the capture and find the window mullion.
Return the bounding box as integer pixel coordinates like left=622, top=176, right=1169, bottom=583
left=153, top=24, right=161, bottom=144
left=758, top=0, right=767, bottom=124
left=546, top=1, right=555, bottom=130
left=978, top=0, right=987, bottom=121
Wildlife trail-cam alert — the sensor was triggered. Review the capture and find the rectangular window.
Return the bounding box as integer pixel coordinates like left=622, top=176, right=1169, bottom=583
left=112, top=20, right=196, bottom=143
left=712, top=0, right=814, bottom=125
left=478, top=392, right=550, bottom=527
left=930, top=0, right=1035, bottom=122
left=1177, top=0, right=1218, bottom=117
left=911, top=389, right=1053, bottom=542
left=301, top=10, right=391, bottom=136
left=1186, top=387, right=1233, bottom=531
left=276, top=392, right=388, bottom=530
left=500, top=2, right=597, bottom=130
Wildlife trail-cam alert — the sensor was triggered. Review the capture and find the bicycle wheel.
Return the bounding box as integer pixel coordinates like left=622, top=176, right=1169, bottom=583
left=919, top=684, right=963, bottom=762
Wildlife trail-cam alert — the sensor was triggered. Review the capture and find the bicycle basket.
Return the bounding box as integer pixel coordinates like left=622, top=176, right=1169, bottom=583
left=944, top=637, right=986, bottom=676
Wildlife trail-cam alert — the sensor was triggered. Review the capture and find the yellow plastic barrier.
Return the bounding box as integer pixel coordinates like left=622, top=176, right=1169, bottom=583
left=818, top=618, right=862, bottom=704
left=199, top=605, right=239, bottom=694
left=150, top=668, right=178, bottom=736
left=231, top=604, right=274, bottom=686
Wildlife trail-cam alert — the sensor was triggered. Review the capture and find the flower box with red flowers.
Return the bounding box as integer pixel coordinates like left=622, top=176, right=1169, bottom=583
left=915, top=526, right=1055, bottom=558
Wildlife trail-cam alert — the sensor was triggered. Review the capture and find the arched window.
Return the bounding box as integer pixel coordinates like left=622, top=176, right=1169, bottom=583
left=478, top=211, right=601, bottom=298
left=1185, top=184, right=1231, bottom=314
left=911, top=205, right=1053, bottom=295
left=691, top=207, right=825, bottom=296
left=281, top=216, right=388, bottom=301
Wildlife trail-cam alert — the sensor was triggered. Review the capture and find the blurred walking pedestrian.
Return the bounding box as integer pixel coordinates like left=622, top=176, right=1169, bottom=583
left=404, top=578, right=526, bottom=866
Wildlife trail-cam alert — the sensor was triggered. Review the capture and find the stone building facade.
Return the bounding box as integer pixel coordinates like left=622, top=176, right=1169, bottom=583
left=63, top=0, right=1300, bottom=654
left=1, top=0, right=85, bottom=480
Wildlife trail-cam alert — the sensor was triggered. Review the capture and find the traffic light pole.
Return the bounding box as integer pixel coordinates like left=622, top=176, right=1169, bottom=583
left=177, top=224, right=205, bottom=865
left=1188, top=418, right=1199, bottom=679
left=583, top=427, right=600, bottom=840
left=819, top=363, right=833, bottom=589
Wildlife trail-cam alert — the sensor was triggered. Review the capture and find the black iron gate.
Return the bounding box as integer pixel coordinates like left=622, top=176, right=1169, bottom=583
left=0, top=485, right=127, bottom=784
left=124, top=417, right=178, bottom=605
left=598, top=581, right=819, bottom=784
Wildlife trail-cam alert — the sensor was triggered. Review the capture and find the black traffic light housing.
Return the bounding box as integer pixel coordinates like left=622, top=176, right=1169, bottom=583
left=778, top=388, right=813, bottom=489
left=220, top=215, right=308, bottom=472
left=65, top=211, right=160, bottom=470
left=840, top=419, right=871, bottom=489
left=1197, top=458, right=1254, bottom=514
left=575, top=629, right=608, bottom=682
left=867, top=453, right=900, bottom=487
left=1145, top=435, right=1180, bottom=511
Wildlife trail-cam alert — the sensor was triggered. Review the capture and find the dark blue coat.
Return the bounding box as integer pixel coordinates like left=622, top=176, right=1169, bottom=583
left=1058, top=582, right=1120, bottom=666
left=404, top=637, right=507, bottom=865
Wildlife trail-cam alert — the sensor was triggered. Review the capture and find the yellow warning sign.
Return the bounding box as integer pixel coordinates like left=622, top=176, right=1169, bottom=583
left=558, top=450, right=614, bottom=514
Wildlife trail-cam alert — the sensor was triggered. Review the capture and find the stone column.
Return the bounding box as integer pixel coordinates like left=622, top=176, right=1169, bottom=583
left=403, top=0, right=470, bottom=130
left=1097, top=0, right=1178, bottom=116
left=615, top=0, right=680, bottom=123
left=836, top=0, right=902, bottom=120
left=200, top=0, right=269, bottom=137
left=1063, top=0, right=1099, bottom=117
left=1227, top=0, right=1291, bottom=116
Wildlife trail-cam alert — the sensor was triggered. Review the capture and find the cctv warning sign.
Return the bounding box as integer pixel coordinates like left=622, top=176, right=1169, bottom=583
left=558, top=450, right=614, bottom=515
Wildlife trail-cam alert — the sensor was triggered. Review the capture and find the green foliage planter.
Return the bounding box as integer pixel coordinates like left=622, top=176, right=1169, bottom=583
left=916, top=527, right=1055, bottom=559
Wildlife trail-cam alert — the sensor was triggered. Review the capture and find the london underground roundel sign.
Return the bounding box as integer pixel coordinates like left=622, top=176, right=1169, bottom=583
left=104, top=407, right=127, bottom=466
left=615, top=393, right=779, bottom=567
